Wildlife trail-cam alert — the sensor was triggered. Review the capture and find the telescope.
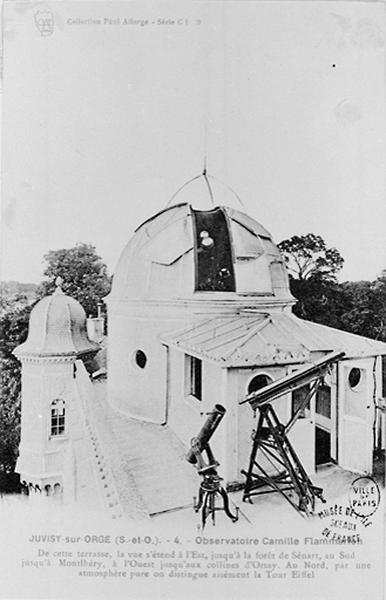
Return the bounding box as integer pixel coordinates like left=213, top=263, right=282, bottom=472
left=186, top=404, right=226, bottom=464
left=240, top=352, right=344, bottom=515
left=186, top=404, right=238, bottom=528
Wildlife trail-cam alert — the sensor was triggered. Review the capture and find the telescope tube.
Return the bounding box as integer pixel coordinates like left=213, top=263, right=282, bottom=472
left=186, top=404, right=226, bottom=464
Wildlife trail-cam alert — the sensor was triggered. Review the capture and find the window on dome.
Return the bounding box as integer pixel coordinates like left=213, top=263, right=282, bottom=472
left=50, top=399, right=65, bottom=437
left=193, top=208, right=235, bottom=292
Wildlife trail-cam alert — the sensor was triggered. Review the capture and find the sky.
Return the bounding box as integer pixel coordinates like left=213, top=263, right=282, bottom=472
left=1, top=0, right=385, bottom=284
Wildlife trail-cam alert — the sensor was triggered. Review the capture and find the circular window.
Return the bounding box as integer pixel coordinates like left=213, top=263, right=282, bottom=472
left=248, top=374, right=273, bottom=395
left=134, top=350, right=147, bottom=369
left=348, top=367, right=361, bottom=390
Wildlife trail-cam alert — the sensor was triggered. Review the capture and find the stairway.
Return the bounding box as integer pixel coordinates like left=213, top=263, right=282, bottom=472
left=90, top=381, right=197, bottom=518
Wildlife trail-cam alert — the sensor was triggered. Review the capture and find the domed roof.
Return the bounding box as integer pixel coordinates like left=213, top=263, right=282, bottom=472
left=14, top=279, right=99, bottom=359
left=109, top=175, right=292, bottom=304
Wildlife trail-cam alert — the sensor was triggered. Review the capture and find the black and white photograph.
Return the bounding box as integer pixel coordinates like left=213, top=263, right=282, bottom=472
left=0, top=1, right=385, bottom=598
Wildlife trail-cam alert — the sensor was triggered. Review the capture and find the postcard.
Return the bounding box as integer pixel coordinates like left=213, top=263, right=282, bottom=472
left=0, top=1, right=385, bottom=599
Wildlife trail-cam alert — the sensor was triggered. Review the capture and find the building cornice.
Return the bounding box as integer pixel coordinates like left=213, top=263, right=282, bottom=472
left=16, top=354, right=77, bottom=364
left=107, top=295, right=295, bottom=311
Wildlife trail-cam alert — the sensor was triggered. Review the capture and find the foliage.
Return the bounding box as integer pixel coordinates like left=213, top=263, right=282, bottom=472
left=291, top=276, right=386, bottom=343
left=279, top=234, right=386, bottom=344
left=0, top=302, right=32, bottom=493
left=37, top=243, right=111, bottom=318
left=279, top=234, right=345, bottom=325
left=0, top=359, right=22, bottom=491
left=289, top=275, right=346, bottom=329
left=0, top=302, right=32, bottom=360
left=0, top=282, right=37, bottom=306
left=338, top=279, right=386, bottom=342
left=278, top=234, right=344, bottom=282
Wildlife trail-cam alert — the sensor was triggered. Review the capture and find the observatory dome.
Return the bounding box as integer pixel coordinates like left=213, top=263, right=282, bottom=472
left=110, top=197, right=291, bottom=302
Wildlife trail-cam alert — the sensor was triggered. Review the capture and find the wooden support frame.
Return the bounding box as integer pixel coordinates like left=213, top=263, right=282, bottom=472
left=240, top=352, right=345, bottom=515
left=242, top=402, right=325, bottom=515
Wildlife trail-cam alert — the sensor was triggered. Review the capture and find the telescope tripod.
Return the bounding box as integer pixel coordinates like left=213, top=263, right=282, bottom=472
left=190, top=439, right=239, bottom=529
left=242, top=404, right=326, bottom=515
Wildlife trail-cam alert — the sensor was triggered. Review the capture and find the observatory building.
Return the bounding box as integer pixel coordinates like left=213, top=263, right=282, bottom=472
left=14, top=174, right=386, bottom=516
left=106, top=174, right=386, bottom=484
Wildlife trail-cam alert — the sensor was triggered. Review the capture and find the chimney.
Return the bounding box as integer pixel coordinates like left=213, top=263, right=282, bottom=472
left=87, top=302, right=104, bottom=343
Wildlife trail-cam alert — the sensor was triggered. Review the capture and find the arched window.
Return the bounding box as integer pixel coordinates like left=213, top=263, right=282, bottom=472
left=50, top=399, right=65, bottom=437
left=247, top=374, right=273, bottom=395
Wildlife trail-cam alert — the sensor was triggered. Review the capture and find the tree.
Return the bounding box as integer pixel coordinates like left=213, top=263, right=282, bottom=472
left=0, top=360, right=22, bottom=491
left=0, top=301, right=32, bottom=493
left=37, top=243, right=111, bottom=317
left=278, top=234, right=344, bottom=282
left=338, top=279, right=386, bottom=342
left=288, top=276, right=347, bottom=328
left=278, top=234, right=345, bottom=325
left=0, top=301, right=32, bottom=360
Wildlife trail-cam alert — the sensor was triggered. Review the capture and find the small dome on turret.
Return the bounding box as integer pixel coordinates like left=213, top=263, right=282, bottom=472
left=14, top=278, right=99, bottom=359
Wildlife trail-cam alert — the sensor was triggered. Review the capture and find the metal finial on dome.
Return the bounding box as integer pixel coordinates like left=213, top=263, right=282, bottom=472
left=203, top=152, right=207, bottom=177
left=202, top=166, right=214, bottom=205
left=54, top=276, right=64, bottom=294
